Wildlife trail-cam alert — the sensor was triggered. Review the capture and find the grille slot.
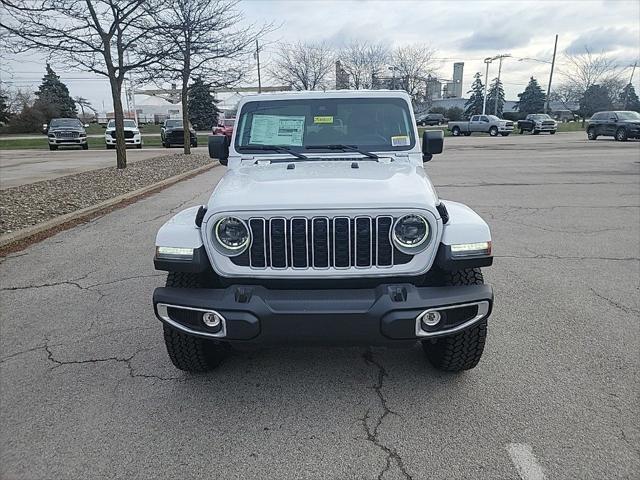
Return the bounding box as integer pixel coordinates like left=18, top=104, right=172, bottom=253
left=230, top=215, right=415, bottom=270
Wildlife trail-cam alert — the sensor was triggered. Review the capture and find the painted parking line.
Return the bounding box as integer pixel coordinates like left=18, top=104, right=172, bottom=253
left=506, top=443, right=546, bottom=480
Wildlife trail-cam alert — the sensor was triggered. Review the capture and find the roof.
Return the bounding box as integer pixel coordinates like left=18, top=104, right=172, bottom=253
left=237, top=89, right=412, bottom=103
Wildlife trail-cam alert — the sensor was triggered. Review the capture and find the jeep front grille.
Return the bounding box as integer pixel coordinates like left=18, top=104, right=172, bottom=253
left=231, top=216, right=413, bottom=270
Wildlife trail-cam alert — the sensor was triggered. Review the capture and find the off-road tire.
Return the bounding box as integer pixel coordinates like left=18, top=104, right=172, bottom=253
left=587, top=127, right=597, bottom=140
left=615, top=127, right=628, bottom=142
left=162, top=272, right=226, bottom=372
left=422, top=268, right=488, bottom=372
left=489, top=126, right=498, bottom=136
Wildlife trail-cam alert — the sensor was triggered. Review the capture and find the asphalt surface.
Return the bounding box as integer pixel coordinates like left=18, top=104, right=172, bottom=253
left=1, top=132, right=639, bottom=479
left=0, top=146, right=208, bottom=189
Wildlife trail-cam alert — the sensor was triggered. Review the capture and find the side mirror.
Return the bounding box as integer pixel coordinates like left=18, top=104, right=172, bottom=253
left=209, top=135, right=229, bottom=165
left=422, top=130, right=444, bottom=162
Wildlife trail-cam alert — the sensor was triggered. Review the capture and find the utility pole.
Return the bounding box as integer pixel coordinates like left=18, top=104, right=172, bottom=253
left=389, top=66, right=398, bottom=90
left=493, top=55, right=509, bottom=115
left=623, top=61, right=637, bottom=109
left=544, top=34, right=558, bottom=114
left=255, top=39, right=262, bottom=94
left=482, top=57, right=492, bottom=115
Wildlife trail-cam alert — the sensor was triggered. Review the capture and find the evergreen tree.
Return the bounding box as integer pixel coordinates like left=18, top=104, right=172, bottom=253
left=446, top=107, right=464, bottom=121
left=464, top=72, right=484, bottom=118
left=579, top=84, right=612, bottom=118
left=0, top=92, right=10, bottom=124
left=188, top=77, right=220, bottom=131
left=34, top=64, right=77, bottom=121
left=619, top=84, right=640, bottom=112
left=486, top=77, right=505, bottom=117
left=517, top=77, right=546, bottom=114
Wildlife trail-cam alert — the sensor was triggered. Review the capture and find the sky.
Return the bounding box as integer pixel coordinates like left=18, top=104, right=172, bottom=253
left=1, top=0, right=639, bottom=111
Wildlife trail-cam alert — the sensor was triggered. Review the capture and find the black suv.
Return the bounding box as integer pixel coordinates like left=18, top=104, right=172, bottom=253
left=161, top=119, right=198, bottom=148
left=47, top=118, right=89, bottom=150
left=587, top=111, right=640, bottom=141
left=416, top=113, right=448, bottom=126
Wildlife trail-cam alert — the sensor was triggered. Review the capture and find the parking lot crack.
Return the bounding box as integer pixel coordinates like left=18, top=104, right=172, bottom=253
left=0, top=271, right=95, bottom=293
left=361, top=349, right=412, bottom=480
left=589, top=288, right=640, bottom=315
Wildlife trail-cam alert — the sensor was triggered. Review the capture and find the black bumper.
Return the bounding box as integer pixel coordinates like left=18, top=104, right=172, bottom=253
left=153, top=283, right=493, bottom=345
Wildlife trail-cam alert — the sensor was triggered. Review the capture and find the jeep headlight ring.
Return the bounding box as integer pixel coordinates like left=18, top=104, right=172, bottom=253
left=392, top=214, right=430, bottom=253
left=214, top=217, right=250, bottom=255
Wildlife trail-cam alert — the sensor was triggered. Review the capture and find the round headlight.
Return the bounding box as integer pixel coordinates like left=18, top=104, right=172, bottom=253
left=392, top=214, right=429, bottom=250
left=215, top=217, right=249, bottom=253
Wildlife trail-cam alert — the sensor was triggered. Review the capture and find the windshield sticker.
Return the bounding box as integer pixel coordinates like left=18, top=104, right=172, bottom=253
left=313, top=116, right=334, bottom=124
left=391, top=135, right=410, bottom=146
left=250, top=115, right=305, bottom=146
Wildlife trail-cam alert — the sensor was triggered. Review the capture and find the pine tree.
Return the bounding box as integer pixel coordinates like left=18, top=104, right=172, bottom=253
left=0, top=92, right=10, bottom=124
left=188, top=77, right=220, bottom=131
left=486, top=78, right=505, bottom=117
left=517, top=77, right=546, bottom=114
left=464, top=72, right=484, bottom=118
left=33, top=64, right=77, bottom=121
left=579, top=84, right=612, bottom=118
left=619, top=84, right=640, bottom=112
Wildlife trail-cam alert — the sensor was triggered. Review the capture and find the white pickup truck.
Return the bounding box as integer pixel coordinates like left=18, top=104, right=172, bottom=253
left=152, top=90, right=494, bottom=374
left=448, top=115, right=514, bottom=137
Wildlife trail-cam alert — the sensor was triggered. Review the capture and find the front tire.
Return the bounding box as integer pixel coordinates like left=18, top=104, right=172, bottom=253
left=162, top=272, right=226, bottom=372
left=550, top=130, right=556, bottom=135
left=616, top=127, right=628, bottom=142
left=489, top=126, right=498, bottom=136
left=82, top=144, right=89, bottom=150
left=587, top=127, right=597, bottom=140
left=49, top=145, right=58, bottom=151
left=422, top=268, right=488, bottom=372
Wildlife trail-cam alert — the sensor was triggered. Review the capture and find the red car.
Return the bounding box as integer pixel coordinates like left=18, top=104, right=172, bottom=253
left=212, top=118, right=235, bottom=142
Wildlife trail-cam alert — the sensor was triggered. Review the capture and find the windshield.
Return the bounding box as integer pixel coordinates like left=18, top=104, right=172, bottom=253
left=617, top=111, right=640, bottom=120
left=487, top=115, right=501, bottom=121
left=531, top=114, right=551, bottom=120
left=50, top=119, right=82, bottom=128
left=235, top=97, right=415, bottom=153
left=165, top=119, right=183, bottom=128
left=107, top=120, right=137, bottom=128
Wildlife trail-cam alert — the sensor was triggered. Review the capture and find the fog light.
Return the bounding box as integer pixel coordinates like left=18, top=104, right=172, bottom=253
left=420, top=310, right=441, bottom=327
left=202, top=311, right=223, bottom=328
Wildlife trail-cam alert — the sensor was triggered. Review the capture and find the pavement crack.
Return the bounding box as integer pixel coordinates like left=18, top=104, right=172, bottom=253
left=361, top=349, right=412, bottom=480
left=0, top=271, right=94, bottom=292
left=590, top=288, right=640, bottom=315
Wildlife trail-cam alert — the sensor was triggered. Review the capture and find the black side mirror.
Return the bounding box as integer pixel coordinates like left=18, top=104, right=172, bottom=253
left=422, top=130, right=444, bottom=162
left=209, top=135, right=229, bottom=165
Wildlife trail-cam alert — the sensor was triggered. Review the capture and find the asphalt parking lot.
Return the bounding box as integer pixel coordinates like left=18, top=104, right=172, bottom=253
left=1, top=132, right=638, bottom=479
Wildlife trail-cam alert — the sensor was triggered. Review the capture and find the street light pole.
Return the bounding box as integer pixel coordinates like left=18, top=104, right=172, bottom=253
left=623, top=61, right=637, bottom=109
left=482, top=57, right=492, bottom=115
left=255, top=39, right=262, bottom=94
left=544, top=34, right=558, bottom=114
left=389, top=66, right=398, bottom=90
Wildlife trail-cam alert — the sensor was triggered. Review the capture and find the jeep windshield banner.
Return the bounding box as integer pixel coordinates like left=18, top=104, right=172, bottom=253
left=235, top=97, right=415, bottom=152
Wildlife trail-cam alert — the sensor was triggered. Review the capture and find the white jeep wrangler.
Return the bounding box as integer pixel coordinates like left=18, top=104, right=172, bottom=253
left=153, top=90, right=493, bottom=373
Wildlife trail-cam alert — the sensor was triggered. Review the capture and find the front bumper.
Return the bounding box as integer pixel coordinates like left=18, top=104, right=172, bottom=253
left=48, top=137, right=87, bottom=145
left=153, top=283, right=493, bottom=345
left=105, top=135, right=142, bottom=145
left=498, top=125, right=514, bottom=132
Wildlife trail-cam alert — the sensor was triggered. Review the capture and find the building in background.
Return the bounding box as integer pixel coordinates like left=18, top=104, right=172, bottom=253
left=425, top=75, right=442, bottom=100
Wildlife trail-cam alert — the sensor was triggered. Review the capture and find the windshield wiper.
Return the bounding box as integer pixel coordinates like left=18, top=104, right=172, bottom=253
left=305, top=144, right=378, bottom=159
left=238, top=145, right=308, bottom=160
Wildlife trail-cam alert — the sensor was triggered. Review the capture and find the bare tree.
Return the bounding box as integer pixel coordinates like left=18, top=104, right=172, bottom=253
left=391, top=44, right=438, bottom=104
left=144, top=0, right=269, bottom=154
left=549, top=83, right=580, bottom=111
left=74, top=96, right=97, bottom=121
left=560, top=47, right=622, bottom=95
left=1, top=0, right=166, bottom=168
left=338, top=40, right=389, bottom=89
left=269, top=41, right=335, bottom=91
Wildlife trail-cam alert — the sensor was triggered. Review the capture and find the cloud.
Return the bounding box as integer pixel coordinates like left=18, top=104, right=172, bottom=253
left=565, top=27, right=639, bottom=54
left=458, top=28, right=531, bottom=51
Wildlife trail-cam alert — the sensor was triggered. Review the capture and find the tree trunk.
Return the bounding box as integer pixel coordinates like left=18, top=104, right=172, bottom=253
left=110, top=79, right=127, bottom=169
left=182, top=77, right=191, bottom=155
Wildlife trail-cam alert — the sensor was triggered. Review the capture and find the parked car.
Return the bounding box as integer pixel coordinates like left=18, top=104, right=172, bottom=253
left=46, top=118, right=89, bottom=150
left=104, top=119, right=143, bottom=149
left=517, top=114, right=557, bottom=135
left=416, top=113, right=448, bottom=126
left=161, top=119, right=198, bottom=148
left=448, top=115, right=514, bottom=137
left=586, top=111, right=640, bottom=141
left=212, top=117, right=235, bottom=143
left=152, top=90, right=494, bottom=374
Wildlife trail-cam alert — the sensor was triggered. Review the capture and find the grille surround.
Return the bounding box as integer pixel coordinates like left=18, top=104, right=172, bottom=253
left=204, top=210, right=440, bottom=278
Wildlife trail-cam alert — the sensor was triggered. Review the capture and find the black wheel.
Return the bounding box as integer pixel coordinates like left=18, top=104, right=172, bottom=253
left=162, top=272, right=227, bottom=372
left=422, top=268, right=488, bottom=372
left=82, top=144, right=89, bottom=150
left=519, top=129, right=524, bottom=134
left=463, top=132, right=471, bottom=136
left=615, top=127, right=628, bottom=142
left=163, top=141, right=170, bottom=148
left=500, top=133, right=510, bottom=136
left=49, top=145, right=58, bottom=151
left=550, top=130, right=556, bottom=135
left=451, top=126, right=461, bottom=136
left=136, top=144, right=142, bottom=149
left=587, top=127, right=597, bottom=140
left=489, top=126, right=498, bottom=136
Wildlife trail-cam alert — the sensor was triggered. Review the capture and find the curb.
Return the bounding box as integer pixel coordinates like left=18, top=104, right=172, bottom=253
left=0, top=162, right=218, bottom=253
